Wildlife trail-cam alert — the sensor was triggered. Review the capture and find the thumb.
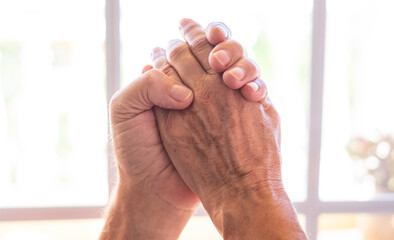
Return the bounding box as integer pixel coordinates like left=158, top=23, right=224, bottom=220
left=205, top=22, right=231, bottom=46
left=110, top=69, right=193, bottom=121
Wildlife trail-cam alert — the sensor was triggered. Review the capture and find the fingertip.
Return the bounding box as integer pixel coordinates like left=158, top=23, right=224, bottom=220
left=209, top=40, right=244, bottom=73
left=151, top=47, right=165, bottom=60
left=179, top=18, right=193, bottom=28
left=222, top=70, right=245, bottom=90
left=206, top=22, right=231, bottom=45
left=169, top=84, right=193, bottom=102
left=247, top=81, right=260, bottom=92
left=142, top=70, right=194, bottom=110
left=217, top=24, right=230, bottom=39
left=240, top=79, right=268, bottom=102
left=209, top=49, right=231, bottom=72
left=167, top=84, right=194, bottom=109
left=142, top=65, right=153, bottom=74
left=179, top=18, right=202, bottom=37
left=222, top=67, right=246, bottom=89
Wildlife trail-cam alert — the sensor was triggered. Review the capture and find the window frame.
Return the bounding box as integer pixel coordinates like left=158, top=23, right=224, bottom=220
left=0, top=0, right=119, bottom=221
left=1, top=1, right=393, bottom=240
left=302, top=0, right=394, bottom=239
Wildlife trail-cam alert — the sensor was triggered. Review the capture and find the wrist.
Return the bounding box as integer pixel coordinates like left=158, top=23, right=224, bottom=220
left=203, top=179, right=307, bottom=240
left=202, top=169, right=285, bottom=214
left=100, top=177, right=195, bottom=240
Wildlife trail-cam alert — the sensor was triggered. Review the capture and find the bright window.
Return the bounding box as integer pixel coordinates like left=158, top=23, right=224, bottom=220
left=0, top=0, right=108, bottom=209
left=320, top=0, right=394, bottom=201
left=1, top=0, right=393, bottom=240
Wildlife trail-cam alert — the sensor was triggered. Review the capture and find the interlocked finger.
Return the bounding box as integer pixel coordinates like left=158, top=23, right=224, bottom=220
left=179, top=18, right=214, bottom=74
left=152, top=47, right=182, bottom=83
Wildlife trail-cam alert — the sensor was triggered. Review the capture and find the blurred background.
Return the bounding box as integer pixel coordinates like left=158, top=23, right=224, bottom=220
left=0, top=0, right=393, bottom=239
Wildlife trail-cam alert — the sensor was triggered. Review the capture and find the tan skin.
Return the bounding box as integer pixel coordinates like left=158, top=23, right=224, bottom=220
left=100, top=19, right=307, bottom=240
left=152, top=18, right=306, bottom=239
left=100, top=21, right=267, bottom=240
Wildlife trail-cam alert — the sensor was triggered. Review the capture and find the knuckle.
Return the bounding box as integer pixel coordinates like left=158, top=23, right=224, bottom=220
left=162, top=65, right=177, bottom=78
left=190, top=34, right=211, bottom=52
left=153, top=55, right=167, bottom=69
left=168, top=42, right=188, bottom=61
left=235, top=58, right=260, bottom=79
left=144, top=68, right=162, bottom=82
left=228, top=40, right=243, bottom=50
left=196, top=83, right=215, bottom=104
left=245, top=57, right=261, bottom=74
left=221, top=40, right=243, bottom=54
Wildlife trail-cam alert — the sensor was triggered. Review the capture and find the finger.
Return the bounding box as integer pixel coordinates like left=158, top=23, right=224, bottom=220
left=208, top=40, right=245, bottom=73
left=152, top=47, right=182, bottom=82
left=222, top=57, right=261, bottom=89
left=179, top=18, right=214, bottom=73
left=110, top=69, right=193, bottom=119
left=142, top=65, right=153, bottom=74
left=240, top=78, right=268, bottom=103
left=205, top=22, right=231, bottom=45
left=166, top=39, right=206, bottom=88
left=151, top=47, right=168, bottom=69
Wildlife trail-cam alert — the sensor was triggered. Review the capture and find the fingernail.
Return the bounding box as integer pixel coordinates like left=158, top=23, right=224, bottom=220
left=213, top=50, right=231, bottom=66
left=228, top=67, right=245, bottom=81
left=170, top=85, right=193, bottom=102
left=247, top=82, right=260, bottom=92
left=217, top=25, right=229, bottom=38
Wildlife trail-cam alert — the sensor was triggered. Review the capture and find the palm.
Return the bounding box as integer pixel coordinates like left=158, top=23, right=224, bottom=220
left=112, top=108, right=200, bottom=210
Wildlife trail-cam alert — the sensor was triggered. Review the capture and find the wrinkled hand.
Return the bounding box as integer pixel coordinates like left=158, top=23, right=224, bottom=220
left=103, top=21, right=252, bottom=240
left=103, top=18, right=306, bottom=240
left=109, top=20, right=266, bottom=213
left=105, top=18, right=306, bottom=240
left=154, top=19, right=282, bottom=215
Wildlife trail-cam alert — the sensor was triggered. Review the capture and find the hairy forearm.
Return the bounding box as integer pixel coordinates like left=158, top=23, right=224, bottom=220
left=99, top=180, right=195, bottom=240
left=205, top=180, right=308, bottom=240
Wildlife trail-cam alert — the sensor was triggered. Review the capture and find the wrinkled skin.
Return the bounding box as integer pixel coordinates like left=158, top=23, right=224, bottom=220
left=108, top=20, right=265, bottom=213
left=154, top=38, right=282, bottom=211
left=102, top=18, right=307, bottom=240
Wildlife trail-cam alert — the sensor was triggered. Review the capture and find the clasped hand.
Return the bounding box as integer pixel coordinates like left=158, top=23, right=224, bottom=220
left=101, top=19, right=307, bottom=240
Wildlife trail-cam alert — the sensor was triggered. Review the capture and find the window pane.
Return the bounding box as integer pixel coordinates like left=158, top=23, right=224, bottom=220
left=120, top=0, right=312, bottom=202
left=0, top=0, right=108, bottom=207
left=0, top=219, right=103, bottom=240
left=180, top=214, right=305, bottom=240
left=320, top=0, right=394, bottom=201
left=318, top=214, right=394, bottom=240
left=0, top=215, right=304, bottom=239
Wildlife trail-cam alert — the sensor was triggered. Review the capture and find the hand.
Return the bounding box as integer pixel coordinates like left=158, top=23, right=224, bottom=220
left=154, top=17, right=281, bottom=211
left=154, top=18, right=306, bottom=239
left=149, top=19, right=271, bottom=209
left=110, top=21, right=266, bottom=212
left=100, top=20, right=266, bottom=240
